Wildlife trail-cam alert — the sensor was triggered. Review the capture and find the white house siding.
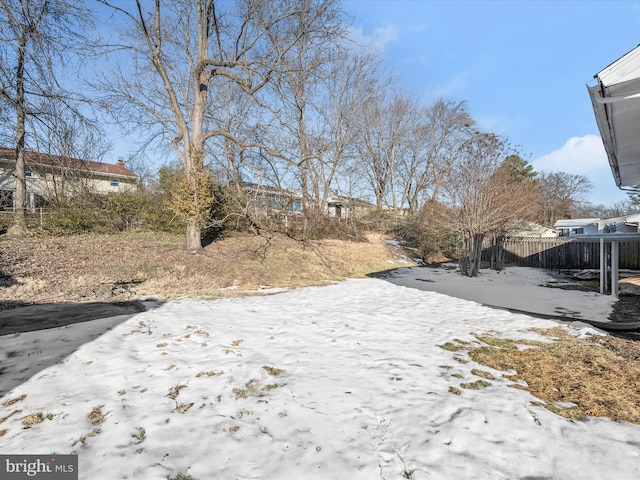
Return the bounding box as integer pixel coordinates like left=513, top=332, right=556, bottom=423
left=554, top=215, right=640, bottom=237
left=554, top=218, right=601, bottom=237
left=0, top=154, right=137, bottom=210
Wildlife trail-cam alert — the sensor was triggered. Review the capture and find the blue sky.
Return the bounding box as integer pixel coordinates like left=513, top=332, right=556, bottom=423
left=342, top=0, right=640, bottom=206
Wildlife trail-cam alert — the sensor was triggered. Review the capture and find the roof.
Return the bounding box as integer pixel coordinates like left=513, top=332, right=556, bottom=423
left=595, top=215, right=634, bottom=229
left=242, top=181, right=302, bottom=199
left=326, top=194, right=374, bottom=208
left=507, top=221, right=557, bottom=237
left=587, top=45, right=640, bottom=187
left=625, top=213, right=640, bottom=224
left=0, top=147, right=137, bottom=179
left=553, top=218, right=600, bottom=228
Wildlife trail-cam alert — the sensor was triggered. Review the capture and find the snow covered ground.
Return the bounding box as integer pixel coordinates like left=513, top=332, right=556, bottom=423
left=0, top=267, right=638, bottom=480
left=381, top=264, right=617, bottom=321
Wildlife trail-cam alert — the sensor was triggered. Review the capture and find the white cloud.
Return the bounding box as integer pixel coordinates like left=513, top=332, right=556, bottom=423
left=533, top=135, right=629, bottom=205
left=347, top=23, right=398, bottom=51
left=532, top=135, right=607, bottom=175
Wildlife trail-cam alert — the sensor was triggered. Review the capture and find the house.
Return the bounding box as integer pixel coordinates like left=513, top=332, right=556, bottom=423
left=594, top=215, right=640, bottom=234
left=554, top=215, right=640, bottom=237
left=241, top=183, right=375, bottom=220
left=622, top=213, right=640, bottom=232
left=553, top=218, right=601, bottom=237
left=325, top=192, right=375, bottom=219
left=506, top=221, right=557, bottom=238
left=0, top=148, right=138, bottom=210
left=242, top=182, right=303, bottom=216
left=586, top=46, right=640, bottom=297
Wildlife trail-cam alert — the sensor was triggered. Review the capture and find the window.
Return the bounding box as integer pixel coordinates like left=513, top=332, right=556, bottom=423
left=268, top=198, right=282, bottom=210
left=110, top=178, right=120, bottom=187
left=34, top=193, right=47, bottom=208
left=0, top=190, right=13, bottom=210
left=24, top=168, right=32, bottom=177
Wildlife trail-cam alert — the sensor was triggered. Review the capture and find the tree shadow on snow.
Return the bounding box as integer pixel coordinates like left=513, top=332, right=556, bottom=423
left=0, top=300, right=158, bottom=397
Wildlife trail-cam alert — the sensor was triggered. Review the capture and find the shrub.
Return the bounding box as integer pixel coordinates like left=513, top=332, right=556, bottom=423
left=41, top=191, right=184, bottom=235
left=393, top=202, right=457, bottom=262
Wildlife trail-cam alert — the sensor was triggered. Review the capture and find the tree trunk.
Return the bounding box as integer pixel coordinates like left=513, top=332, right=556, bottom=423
left=460, top=233, right=484, bottom=277
left=470, top=234, right=484, bottom=276
left=490, top=235, right=505, bottom=271
left=8, top=29, right=29, bottom=236
left=186, top=220, right=203, bottom=254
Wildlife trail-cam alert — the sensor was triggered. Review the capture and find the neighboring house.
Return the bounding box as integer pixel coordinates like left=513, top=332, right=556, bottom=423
left=242, top=183, right=375, bottom=219
left=325, top=193, right=375, bottom=219
left=622, top=213, right=640, bottom=233
left=242, top=182, right=303, bottom=216
left=0, top=148, right=138, bottom=210
left=554, top=215, right=640, bottom=236
left=554, top=218, right=601, bottom=237
left=594, top=215, right=640, bottom=234
left=506, top=221, right=557, bottom=238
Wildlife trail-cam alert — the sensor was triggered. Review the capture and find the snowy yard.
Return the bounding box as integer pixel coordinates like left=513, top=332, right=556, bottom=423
left=0, top=268, right=638, bottom=479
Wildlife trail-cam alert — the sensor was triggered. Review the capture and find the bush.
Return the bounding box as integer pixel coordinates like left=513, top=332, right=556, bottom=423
left=294, top=210, right=362, bottom=241
left=42, top=194, right=119, bottom=234
left=354, top=209, right=399, bottom=233
left=107, top=191, right=184, bottom=233
left=40, top=191, right=185, bottom=235
left=393, top=203, right=457, bottom=262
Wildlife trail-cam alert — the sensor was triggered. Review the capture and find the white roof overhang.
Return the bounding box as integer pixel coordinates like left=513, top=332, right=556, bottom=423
left=588, top=45, right=640, bottom=188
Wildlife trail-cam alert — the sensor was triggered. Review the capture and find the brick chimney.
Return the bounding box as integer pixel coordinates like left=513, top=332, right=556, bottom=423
left=116, top=159, right=125, bottom=168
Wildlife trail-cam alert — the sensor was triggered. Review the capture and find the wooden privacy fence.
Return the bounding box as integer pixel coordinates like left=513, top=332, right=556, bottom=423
left=481, top=236, right=640, bottom=270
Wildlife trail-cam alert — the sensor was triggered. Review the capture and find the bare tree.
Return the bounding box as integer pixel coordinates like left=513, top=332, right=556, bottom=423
left=98, top=0, right=338, bottom=253
left=257, top=0, right=344, bottom=213
left=307, top=48, right=382, bottom=213
left=443, top=134, right=538, bottom=277
left=390, top=99, right=472, bottom=213
left=0, top=0, right=91, bottom=234
left=537, top=171, right=593, bottom=226
left=356, top=93, right=413, bottom=211
left=587, top=199, right=639, bottom=218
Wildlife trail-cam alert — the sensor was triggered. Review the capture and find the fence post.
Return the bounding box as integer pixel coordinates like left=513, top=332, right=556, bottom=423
left=611, top=240, right=619, bottom=298
left=600, top=238, right=605, bottom=294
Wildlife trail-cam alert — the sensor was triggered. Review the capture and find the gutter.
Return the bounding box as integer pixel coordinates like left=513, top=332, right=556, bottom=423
left=589, top=90, right=640, bottom=104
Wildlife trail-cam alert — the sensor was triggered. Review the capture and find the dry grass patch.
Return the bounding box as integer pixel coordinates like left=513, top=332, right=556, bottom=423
left=233, top=379, right=261, bottom=399
left=167, top=384, right=187, bottom=400
left=195, top=370, right=223, bottom=377
left=437, top=342, right=468, bottom=352
left=0, top=230, right=413, bottom=305
left=460, top=379, right=492, bottom=390
left=2, top=394, right=26, bottom=406
left=176, top=403, right=194, bottom=414
left=88, top=406, right=107, bottom=425
left=446, top=327, right=640, bottom=423
left=22, top=412, right=43, bottom=428
left=471, top=369, right=495, bottom=380
left=263, top=366, right=285, bottom=376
